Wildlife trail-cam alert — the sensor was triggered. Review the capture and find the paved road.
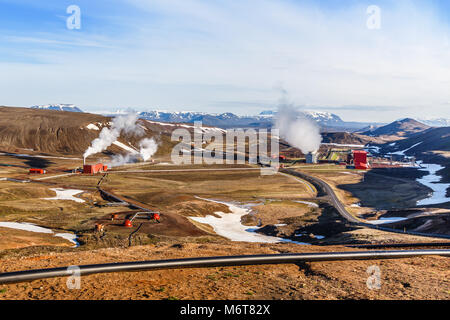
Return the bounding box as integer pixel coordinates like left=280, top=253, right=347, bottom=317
left=282, top=169, right=360, bottom=223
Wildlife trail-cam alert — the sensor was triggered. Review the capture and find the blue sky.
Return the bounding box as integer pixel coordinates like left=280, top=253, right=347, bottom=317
left=0, top=0, right=450, bottom=122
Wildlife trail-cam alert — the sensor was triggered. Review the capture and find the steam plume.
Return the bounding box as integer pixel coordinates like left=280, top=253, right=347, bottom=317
left=83, top=113, right=144, bottom=159
left=139, top=138, right=158, bottom=161
left=108, top=153, right=138, bottom=168
left=108, top=138, right=159, bottom=167
left=274, top=104, right=322, bottom=154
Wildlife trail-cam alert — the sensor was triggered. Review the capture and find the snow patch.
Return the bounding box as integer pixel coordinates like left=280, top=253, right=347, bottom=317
left=86, top=123, right=100, bottom=130
left=190, top=197, right=309, bottom=245
left=416, top=163, right=450, bottom=205
left=390, top=142, right=422, bottom=156
left=112, top=141, right=139, bottom=154
left=322, top=143, right=365, bottom=148
left=0, top=222, right=78, bottom=247
left=292, top=200, right=319, bottom=208
left=366, top=217, right=408, bottom=225
left=43, top=188, right=85, bottom=203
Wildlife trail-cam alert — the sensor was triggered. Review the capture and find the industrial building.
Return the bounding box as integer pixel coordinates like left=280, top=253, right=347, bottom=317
left=306, top=152, right=318, bottom=164
left=83, top=163, right=107, bottom=174
left=352, top=150, right=368, bottom=170
left=29, top=168, right=46, bottom=174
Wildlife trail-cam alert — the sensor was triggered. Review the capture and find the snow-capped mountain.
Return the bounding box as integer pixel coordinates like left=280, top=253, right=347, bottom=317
left=416, top=118, right=450, bottom=127
left=258, top=110, right=343, bottom=126
left=138, top=111, right=261, bottom=128
left=136, top=109, right=345, bottom=129
left=30, top=104, right=83, bottom=113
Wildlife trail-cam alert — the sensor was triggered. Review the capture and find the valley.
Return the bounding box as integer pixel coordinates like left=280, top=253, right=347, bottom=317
left=0, top=107, right=448, bottom=300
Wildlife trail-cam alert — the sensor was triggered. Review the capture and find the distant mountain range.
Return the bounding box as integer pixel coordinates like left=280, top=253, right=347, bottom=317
left=416, top=118, right=450, bottom=127
left=136, top=110, right=349, bottom=129
left=31, top=104, right=83, bottom=113
left=27, top=105, right=450, bottom=131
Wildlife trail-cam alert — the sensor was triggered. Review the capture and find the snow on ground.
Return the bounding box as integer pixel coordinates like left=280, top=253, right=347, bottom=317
left=43, top=188, right=85, bottom=203
left=366, top=217, right=408, bottom=225
left=86, top=123, right=100, bottom=130
left=292, top=200, right=319, bottom=208
left=322, top=143, right=365, bottom=148
left=112, top=141, right=139, bottom=154
left=365, top=145, right=380, bottom=153
left=416, top=163, right=450, bottom=205
left=190, top=197, right=310, bottom=245
left=0, top=222, right=53, bottom=234
left=0, top=222, right=78, bottom=246
left=54, top=233, right=78, bottom=246
left=390, top=142, right=423, bottom=156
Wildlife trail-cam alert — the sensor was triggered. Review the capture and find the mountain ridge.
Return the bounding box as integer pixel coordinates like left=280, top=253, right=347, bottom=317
left=363, top=118, right=431, bottom=137
left=31, top=104, right=83, bottom=113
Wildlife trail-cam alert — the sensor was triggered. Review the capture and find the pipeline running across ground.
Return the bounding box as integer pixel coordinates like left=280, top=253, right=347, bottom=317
left=0, top=250, right=449, bottom=284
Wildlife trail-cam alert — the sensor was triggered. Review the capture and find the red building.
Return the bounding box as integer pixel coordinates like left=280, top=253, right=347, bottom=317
left=29, top=168, right=46, bottom=174
left=353, top=150, right=368, bottom=170
left=83, top=163, right=107, bottom=174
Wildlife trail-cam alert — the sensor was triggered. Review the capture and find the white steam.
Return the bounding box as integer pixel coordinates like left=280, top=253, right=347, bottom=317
left=83, top=113, right=159, bottom=167
left=108, top=138, right=158, bottom=167
left=83, top=113, right=144, bottom=159
left=108, top=153, right=138, bottom=168
left=275, top=105, right=322, bottom=154
left=139, top=138, right=158, bottom=161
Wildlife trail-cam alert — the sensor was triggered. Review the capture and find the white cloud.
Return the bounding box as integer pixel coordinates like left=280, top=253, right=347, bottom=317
left=1, top=0, right=450, bottom=121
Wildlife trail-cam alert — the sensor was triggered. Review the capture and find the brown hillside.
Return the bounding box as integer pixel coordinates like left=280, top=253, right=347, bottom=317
left=0, top=106, right=111, bottom=155
left=363, top=118, right=430, bottom=138
left=0, top=106, right=180, bottom=157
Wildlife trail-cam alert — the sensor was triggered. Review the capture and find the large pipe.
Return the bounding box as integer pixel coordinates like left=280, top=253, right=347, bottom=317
left=0, top=249, right=449, bottom=284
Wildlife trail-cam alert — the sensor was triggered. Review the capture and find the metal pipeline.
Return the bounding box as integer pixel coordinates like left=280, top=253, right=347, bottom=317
left=0, top=249, right=449, bottom=284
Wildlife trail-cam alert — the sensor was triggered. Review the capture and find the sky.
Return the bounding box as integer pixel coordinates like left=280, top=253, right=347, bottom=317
left=0, top=0, right=450, bottom=122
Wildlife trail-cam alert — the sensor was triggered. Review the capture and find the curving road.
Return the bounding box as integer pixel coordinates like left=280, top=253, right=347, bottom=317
left=281, top=168, right=450, bottom=240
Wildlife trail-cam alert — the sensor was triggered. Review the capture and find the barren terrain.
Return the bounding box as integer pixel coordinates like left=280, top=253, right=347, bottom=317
left=0, top=242, right=448, bottom=300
